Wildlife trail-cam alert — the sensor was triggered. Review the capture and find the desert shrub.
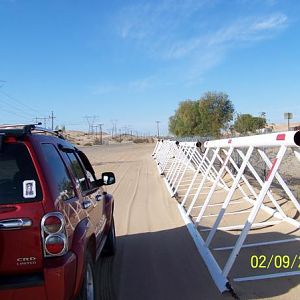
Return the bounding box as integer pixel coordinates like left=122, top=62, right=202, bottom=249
left=133, top=138, right=148, bottom=143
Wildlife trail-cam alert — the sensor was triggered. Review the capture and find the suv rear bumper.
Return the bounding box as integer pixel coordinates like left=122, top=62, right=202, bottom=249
left=0, top=251, right=77, bottom=300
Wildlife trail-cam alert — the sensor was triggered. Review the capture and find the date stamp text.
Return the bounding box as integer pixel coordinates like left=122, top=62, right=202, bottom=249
left=250, top=255, right=300, bottom=269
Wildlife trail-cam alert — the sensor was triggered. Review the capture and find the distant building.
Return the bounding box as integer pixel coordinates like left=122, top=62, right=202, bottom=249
left=293, top=125, right=300, bottom=131
left=256, top=127, right=273, bottom=134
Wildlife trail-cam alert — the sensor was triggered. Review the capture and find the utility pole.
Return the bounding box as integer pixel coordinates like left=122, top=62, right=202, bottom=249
left=284, top=112, right=293, bottom=131
left=119, top=129, right=122, bottom=142
left=42, top=117, right=48, bottom=128
left=92, top=125, right=98, bottom=138
left=111, top=119, right=118, bottom=138
left=84, top=115, right=98, bottom=134
left=98, top=124, right=103, bottom=145
left=156, top=121, right=160, bottom=138
left=49, top=111, right=56, bottom=130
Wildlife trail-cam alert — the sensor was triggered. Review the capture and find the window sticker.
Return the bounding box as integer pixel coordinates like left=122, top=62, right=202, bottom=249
left=23, top=180, right=36, bottom=198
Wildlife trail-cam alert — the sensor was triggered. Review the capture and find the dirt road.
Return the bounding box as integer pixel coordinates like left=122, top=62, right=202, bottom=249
left=83, top=143, right=228, bottom=300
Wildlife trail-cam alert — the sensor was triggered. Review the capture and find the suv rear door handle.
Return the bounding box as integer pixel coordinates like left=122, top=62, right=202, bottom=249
left=0, top=218, right=32, bottom=230
left=82, top=200, right=92, bottom=209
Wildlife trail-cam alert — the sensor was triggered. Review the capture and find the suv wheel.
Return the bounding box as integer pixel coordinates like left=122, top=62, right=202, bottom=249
left=78, top=251, right=96, bottom=300
left=102, top=218, right=116, bottom=256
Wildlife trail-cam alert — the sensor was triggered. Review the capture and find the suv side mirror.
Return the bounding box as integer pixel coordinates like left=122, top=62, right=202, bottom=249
left=102, top=172, right=115, bottom=185
left=101, top=172, right=116, bottom=186
left=94, top=172, right=115, bottom=187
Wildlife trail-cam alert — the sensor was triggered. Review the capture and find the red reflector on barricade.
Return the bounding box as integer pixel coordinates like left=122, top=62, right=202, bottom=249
left=276, top=134, right=286, bottom=141
left=266, top=158, right=278, bottom=181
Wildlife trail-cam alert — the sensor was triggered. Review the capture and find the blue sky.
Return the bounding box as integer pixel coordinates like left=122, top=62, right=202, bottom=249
left=0, top=0, right=299, bottom=135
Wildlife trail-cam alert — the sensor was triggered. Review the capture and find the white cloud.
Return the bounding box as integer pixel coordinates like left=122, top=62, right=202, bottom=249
left=127, top=78, right=152, bottom=91
left=209, top=14, right=288, bottom=46
left=102, top=2, right=290, bottom=91
left=150, top=13, right=288, bottom=64
left=237, top=0, right=278, bottom=6
left=179, top=14, right=288, bottom=84
left=117, top=0, right=288, bottom=61
left=90, top=77, right=154, bottom=95
left=117, top=0, right=210, bottom=41
left=252, top=14, right=287, bottom=30
left=91, top=83, right=120, bottom=95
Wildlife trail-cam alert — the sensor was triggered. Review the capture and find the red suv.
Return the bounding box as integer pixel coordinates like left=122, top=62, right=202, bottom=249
left=0, top=124, right=116, bottom=300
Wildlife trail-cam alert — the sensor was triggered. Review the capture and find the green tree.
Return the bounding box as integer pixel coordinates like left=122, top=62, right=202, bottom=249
left=252, top=116, right=267, bottom=131
left=197, top=92, right=234, bottom=137
left=54, top=125, right=66, bottom=132
left=234, top=114, right=266, bottom=134
left=169, top=100, right=199, bottom=136
left=169, top=92, right=234, bottom=137
left=233, top=114, right=253, bottom=134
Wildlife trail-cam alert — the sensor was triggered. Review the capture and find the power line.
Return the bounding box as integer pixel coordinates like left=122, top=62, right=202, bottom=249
left=0, top=96, right=36, bottom=119
left=0, top=85, right=47, bottom=123
left=0, top=101, right=36, bottom=121
left=0, top=105, right=34, bottom=120
left=0, top=89, right=43, bottom=114
left=33, top=117, right=49, bottom=128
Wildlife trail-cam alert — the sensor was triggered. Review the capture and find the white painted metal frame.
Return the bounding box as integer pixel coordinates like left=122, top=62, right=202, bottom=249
left=153, top=131, right=300, bottom=293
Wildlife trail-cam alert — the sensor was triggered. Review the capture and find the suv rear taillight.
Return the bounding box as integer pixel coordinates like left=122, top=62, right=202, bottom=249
left=41, top=212, right=68, bottom=257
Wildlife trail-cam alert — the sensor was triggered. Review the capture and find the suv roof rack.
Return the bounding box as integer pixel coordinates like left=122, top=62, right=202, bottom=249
left=33, top=127, right=65, bottom=139
left=0, top=123, right=65, bottom=139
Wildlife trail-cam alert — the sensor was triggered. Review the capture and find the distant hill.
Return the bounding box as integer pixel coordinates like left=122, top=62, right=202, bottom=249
left=267, top=122, right=300, bottom=132
left=63, top=130, right=154, bottom=146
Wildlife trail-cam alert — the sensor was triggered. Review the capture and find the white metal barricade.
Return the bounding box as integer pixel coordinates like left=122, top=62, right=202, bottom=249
left=153, top=141, right=198, bottom=196
left=153, top=131, right=300, bottom=293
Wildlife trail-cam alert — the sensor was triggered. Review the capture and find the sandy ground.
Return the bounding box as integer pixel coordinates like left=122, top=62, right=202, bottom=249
left=82, top=143, right=300, bottom=300
left=82, top=143, right=229, bottom=300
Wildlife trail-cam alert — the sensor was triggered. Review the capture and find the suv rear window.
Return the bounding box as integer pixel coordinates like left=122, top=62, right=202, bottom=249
left=0, top=143, right=42, bottom=204
left=41, top=144, right=75, bottom=201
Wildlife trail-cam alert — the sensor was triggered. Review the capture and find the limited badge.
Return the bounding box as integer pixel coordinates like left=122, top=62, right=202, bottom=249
left=23, top=180, right=36, bottom=198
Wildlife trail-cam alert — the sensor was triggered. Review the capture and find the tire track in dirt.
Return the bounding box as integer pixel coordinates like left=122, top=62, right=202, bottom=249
left=103, top=151, right=141, bottom=197
left=124, top=164, right=141, bottom=234
left=83, top=144, right=227, bottom=300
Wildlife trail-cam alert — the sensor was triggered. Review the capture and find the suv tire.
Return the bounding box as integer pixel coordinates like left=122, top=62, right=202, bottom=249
left=102, top=218, right=116, bottom=256
left=78, top=251, right=96, bottom=300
